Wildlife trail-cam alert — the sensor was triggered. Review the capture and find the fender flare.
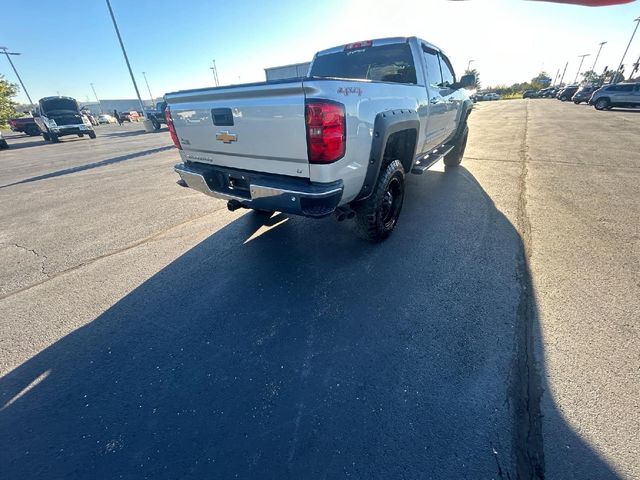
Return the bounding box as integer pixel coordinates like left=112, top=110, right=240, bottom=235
left=452, top=100, right=473, bottom=140
left=355, top=109, right=420, bottom=201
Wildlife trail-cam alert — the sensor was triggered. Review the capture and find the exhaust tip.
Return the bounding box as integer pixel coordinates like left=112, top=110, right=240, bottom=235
left=227, top=199, right=242, bottom=212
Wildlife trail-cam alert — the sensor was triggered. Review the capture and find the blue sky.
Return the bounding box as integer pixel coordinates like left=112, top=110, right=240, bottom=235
left=2, top=0, right=639, bottom=104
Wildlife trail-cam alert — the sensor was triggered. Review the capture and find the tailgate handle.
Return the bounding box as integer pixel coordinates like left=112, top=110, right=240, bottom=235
left=211, top=108, right=234, bottom=126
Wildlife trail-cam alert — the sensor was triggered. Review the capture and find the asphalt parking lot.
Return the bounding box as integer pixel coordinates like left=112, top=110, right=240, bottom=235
left=0, top=101, right=638, bottom=479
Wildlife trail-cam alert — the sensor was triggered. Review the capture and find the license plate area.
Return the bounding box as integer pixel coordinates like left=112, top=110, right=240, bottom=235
left=227, top=175, right=250, bottom=195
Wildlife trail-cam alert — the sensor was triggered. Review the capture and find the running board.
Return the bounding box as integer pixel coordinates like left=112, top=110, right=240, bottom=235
left=411, top=145, right=454, bottom=174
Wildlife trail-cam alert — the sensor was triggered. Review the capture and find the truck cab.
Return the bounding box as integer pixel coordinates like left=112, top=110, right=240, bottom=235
left=34, top=96, right=96, bottom=142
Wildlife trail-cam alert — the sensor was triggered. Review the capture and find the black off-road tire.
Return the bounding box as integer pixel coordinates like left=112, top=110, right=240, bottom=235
left=444, top=124, right=469, bottom=167
left=354, top=159, right=405, bottom=242
left=25, top=125, right=40, bottom=136
left=50, top=133, right=60, bottom=143
left=88, top=131, right=97, bottom=139
left=594, top=98, right=610, bottom=111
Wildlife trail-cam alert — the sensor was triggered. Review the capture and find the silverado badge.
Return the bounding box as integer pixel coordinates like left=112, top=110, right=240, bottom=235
left=216, top=131, right=238, bottom=143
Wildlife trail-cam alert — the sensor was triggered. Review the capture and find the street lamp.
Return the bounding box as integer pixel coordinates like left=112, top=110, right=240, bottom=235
left=210, top=60, right=220, bottom=86
left=105, top=0, right=147, bottom=120
left=591, top=41, right=607, bottom=73
left=466, top=59, right=474, bottom=71
left=0, top=46, right=35, bottom=106
left=142, top=72, right=155, bottom=106
left=574, top=54, right=590, bottom=84
left=614, top=17, right=640, bottom=83
left=90, top=83, right=103, bottom=113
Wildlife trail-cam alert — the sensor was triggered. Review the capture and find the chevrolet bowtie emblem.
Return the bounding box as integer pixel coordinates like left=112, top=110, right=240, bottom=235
left=216, top=131, right=238, bottom=143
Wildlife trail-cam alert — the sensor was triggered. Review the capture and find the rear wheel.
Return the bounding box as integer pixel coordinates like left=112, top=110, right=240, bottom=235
left=25, top=125, right=40, bottom=136
left=42, top=133, right=50, bottom=141
left=354, top=160, right=405, bottom=242
left=573, top=100, right=581, bottom=104
left=50, top=133, right=59, bottom=143
left=444, top=124, right=469, bottom=168
left=594, top=98, right=610, bottom=110
left=77, top=134, right=84, bottom=137
left=88, top=131, right=97, bottom=139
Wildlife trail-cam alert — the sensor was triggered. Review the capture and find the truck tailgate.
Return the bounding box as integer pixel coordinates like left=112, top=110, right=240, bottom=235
left=166, top=81, right=309, bottom=178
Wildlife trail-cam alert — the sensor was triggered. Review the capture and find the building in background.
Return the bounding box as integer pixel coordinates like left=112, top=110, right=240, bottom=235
left=264, top=62, right=311, bottom=81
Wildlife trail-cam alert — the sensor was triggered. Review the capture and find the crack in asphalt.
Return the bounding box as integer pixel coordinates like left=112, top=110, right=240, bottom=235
left=0, top=208, right=224, bottom=302
left=4, top=243, right=50, bottom=278
left=511, top=101, right=546, bottom=479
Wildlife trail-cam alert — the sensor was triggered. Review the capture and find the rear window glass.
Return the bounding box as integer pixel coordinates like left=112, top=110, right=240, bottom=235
left=310, top=43, right=417, bottom=84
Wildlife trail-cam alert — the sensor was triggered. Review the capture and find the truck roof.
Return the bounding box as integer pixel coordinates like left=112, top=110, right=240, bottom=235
left=314, top=37, right=443, bottom=57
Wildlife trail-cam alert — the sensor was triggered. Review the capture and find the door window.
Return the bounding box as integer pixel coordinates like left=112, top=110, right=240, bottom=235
left=422, top=46, right=442, bottom=88
left=438, top=54, right=456, bottom=88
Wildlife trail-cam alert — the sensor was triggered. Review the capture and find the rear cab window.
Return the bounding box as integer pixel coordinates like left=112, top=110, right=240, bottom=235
left=309, top=43, right=417, bottom=84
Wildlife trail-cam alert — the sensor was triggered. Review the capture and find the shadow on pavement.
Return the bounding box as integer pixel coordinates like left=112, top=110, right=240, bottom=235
left=100, top=128, right=168, bottom=138
left=0, top=146, right=173, bottom=189
left=0, top=138, right=48, bottom=150
left=0, top=166, right=621, bottom=479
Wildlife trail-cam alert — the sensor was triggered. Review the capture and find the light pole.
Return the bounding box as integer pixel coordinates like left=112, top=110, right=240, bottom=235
left=0, top=46, right=35, bottom=106
left=591, top=41, right=607, bottom=73
left=105, top=0, right=146, bottom=119
left=90, top=83, right=103, bottom=113
left=614, top=17, right=640, bottom=83
left=574, top=54, right=590, bottom=84
left=466, top=59, right=474, bottom=71
left=210, top=60, right=220, bottom=86
left=142, top=71, right=155, bottom=106
left=559, top=61, right=569, bottom=86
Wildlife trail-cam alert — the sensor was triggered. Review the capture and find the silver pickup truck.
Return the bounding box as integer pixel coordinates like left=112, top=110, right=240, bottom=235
left=167, top=37, right=474, bottom=241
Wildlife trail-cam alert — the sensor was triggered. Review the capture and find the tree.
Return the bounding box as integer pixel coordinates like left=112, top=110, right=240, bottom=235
left=530, top=71, right=552, bottom=90
left=463, top=68, right=481, bottom=90
left=0, top=75, right=19, bottom=128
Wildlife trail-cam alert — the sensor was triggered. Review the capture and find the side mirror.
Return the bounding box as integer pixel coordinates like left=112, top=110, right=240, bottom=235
left=458, top=74, right=476, bottom=89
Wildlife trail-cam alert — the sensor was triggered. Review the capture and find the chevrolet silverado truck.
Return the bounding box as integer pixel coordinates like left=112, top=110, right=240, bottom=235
left=167, top=37, right=474, bottom=241
left=34, top=96, right=96, bottom=142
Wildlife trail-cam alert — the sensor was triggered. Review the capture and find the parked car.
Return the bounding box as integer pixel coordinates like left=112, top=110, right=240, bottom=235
left=168, top=36, right=475, bottom=241
left=33, top=96, right=97, bottom=142
left=97, top=114, right=117, bottom=124
left=483, top=92, right=500, bottom=101
left=571, top=85, right=597, bottom=104
left=8, top=117, right=40, bottom=136
left=589, top=82, right=640, bottom=110
left=523, top=90, right=537, bottom=98
left=0, top=131, right=9, bottom=149
left=557, top=85, right=579, bottom=101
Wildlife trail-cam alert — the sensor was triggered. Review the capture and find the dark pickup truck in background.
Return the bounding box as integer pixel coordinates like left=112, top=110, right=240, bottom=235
left=145, top=101, right=167, bottom=129
left=9, top=117, right=40, bottom=136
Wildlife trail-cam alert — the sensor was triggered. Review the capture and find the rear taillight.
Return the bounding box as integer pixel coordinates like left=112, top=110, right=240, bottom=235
left=165, top=107, right=182, bottom=149
left=305, top=100, right=345, bottom=164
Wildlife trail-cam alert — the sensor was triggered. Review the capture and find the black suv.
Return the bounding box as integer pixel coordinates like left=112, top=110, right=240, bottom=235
left=571, top=85, right=597, bottom=104
left=557, top=85, right=579, bottom=101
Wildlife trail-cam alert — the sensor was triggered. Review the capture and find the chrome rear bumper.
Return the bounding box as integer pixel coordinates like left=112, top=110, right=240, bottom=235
left=175, top=162, right=343, bottom=217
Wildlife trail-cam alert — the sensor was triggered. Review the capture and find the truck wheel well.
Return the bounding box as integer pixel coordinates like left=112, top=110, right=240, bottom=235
left=383, top=129, right=417, bottom=174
